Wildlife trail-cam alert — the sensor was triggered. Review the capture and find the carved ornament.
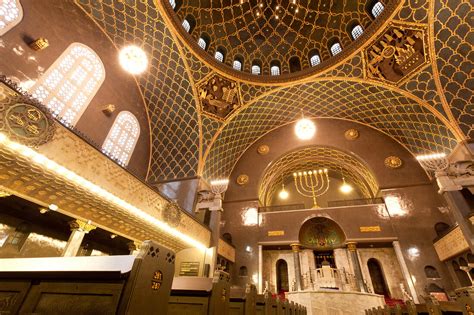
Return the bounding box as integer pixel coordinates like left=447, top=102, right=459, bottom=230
left=236, top=174, right=249, bottom=186
left=197, top=75, right=241, bottom=121
left=344, top=129, right=359, bottom=140
left=257, top=144, right=270, bottom=155
left=385, top=156, right=403, bottom=169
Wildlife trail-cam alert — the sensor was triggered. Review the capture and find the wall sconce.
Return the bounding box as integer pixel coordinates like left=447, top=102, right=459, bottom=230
left=102, top=104, right=116, bottom=116
left=29, top=38, right=49, bottom=51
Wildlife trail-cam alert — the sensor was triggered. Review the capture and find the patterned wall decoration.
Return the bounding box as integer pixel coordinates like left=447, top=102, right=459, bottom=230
left=75, top=0, right=200, bottom=182
left=258, top=146, right=379, bottom=206
left=197, top=74, right=241, bottom=121
left=299, top=217, right=346, bottom=250
left=203, top=80, right=459, bottom=181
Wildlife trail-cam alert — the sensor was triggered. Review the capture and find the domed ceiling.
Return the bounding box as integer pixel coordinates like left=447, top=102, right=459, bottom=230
left=163, top=0, right=400, bottom=81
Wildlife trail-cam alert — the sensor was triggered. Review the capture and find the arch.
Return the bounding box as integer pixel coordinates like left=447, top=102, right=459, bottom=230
left=8, top=222, right=31, bottom=250
left=276, top=259, right=289, bottom=293
left=289, top=56, right=301, bottom=73
left=426, top=283, right=445, bottom=293
left=251, top=60, right=262, bottom=75
left=299, top=217, right=346, bottom=250
left=233, top=55, right=244, bottom=71
left=222, top=232, right=232, bottom=244
left=434, top=222, right=450, bottom=237
left=102, top=111, right=140, bottom=167
left=0, top=0, right=23, bottom=36
left=309, top=50, right=322, bottom=67
left=270, top=62, right=280, bottom=76
left=452, top=260, right=471, bottom=287
left=367, top=258, right=390, bottom=297
left=467, top=253, right=474, bottom=264
left=197, top=36, right=208, bottom=50
left=214, top=47, right=226, bottom=62
left=239, top=265, right=248, bottom=277
left=30, top=43, right=105, bottom=127
left=182, top=15, right=195, bottom=33
left=329, top=40, right=343, bottom=56
left=424, top=265, right=440, bottom=279
left=351, top=25, right=364, bottom=40
left=371, top=1, right=385, bottom=18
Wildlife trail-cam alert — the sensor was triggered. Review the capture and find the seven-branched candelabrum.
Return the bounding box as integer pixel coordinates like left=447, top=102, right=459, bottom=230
left=293, top=169, right=330, bottom=208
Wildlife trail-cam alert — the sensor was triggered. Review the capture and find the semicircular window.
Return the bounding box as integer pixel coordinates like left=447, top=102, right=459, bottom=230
left=299, top=217, right=345, bottom=250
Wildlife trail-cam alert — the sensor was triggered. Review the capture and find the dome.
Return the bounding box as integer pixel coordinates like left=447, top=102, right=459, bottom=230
left=163, top=0, right=399, bottom=82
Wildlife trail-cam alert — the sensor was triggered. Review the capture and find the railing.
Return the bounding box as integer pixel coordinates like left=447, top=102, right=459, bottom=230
left=301, top=266, right=358, bottom=292
left=327, top=198, right=384, bottom=207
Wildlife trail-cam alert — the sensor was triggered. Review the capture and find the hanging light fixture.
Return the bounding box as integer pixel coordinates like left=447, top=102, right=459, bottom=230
left=294, top=112, right=316, bottom=140
left=119, top=45, right=148, bottom=74
left=339, top=177, right=353, bottom=194
left=278, top=175, right=289, bottom=200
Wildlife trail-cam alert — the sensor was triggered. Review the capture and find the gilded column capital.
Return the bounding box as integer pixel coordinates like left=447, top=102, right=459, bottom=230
left=69, top=219, right=96, bottom=233
left=346, top=241, right=357, bottom=252
left=290, top=243, right=301, bottom=252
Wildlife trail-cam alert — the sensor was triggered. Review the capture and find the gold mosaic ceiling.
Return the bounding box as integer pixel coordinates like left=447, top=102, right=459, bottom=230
left=163, top=0, right=401, bottom=81
left=74, top=0, right=471, bottom=182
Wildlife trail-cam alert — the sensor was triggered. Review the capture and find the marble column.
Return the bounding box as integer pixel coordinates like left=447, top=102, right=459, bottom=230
left=258, top=244, right=263, bottom=294
left=62, top=219, right=96, bottom=257
left=392, top=240, right=419, bottom=304
left=208, top=209, right=223, bottom=277
left=347, top=242, right=367, bottom=292
left=291, top=243, right=303, bottom=291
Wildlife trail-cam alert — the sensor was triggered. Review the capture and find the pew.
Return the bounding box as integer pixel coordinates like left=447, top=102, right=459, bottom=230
left=230, top=284, right=257, bottom=315
left=168, top=270, right=231, bottom=314
left=0, top=240, right=175, bottom=314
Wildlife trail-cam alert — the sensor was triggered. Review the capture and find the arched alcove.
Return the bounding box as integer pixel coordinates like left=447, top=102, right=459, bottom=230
left=368, top=258, right=390, bottom=297
left=276, top=259, right=289, bottom=293
left=298, top=217, right=346, bottom=250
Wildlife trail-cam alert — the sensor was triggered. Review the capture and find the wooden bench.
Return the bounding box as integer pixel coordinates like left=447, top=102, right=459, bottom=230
left=0, top=240, right=175, bottom=314
left=168, top=270, right=231, bottom=314
left=365, top=295, right=466, bottom=315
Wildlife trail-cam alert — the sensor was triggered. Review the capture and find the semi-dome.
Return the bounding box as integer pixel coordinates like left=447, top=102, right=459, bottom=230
left=163, top=0, right=399, bottom=82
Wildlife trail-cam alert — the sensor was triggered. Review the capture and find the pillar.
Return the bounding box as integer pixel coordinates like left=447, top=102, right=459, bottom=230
left=442, top=190, right=474, bottom=253
left=392, top=240, right=419, bottom=304
left=346, top=242, right=367, bottom=292
left=208, top=209, right=222, bottom=277
left=258, top=244, right=263, bottom=294
left=62, top=219, right=96, bottom=257
left=291, top=243, right=303, bottom=291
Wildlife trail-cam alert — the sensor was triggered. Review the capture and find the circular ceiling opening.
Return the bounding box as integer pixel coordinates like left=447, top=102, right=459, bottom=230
left=163, top=0, right=399, bottom=82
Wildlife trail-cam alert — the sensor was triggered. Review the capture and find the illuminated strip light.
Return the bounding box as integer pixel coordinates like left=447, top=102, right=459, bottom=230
left=0, top=133, right=207, bottom=251
left=416, top=153, right=446, bottom=161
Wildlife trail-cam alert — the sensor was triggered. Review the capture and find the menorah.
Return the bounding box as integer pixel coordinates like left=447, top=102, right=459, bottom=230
left=293, top=169, right=330, bottom=208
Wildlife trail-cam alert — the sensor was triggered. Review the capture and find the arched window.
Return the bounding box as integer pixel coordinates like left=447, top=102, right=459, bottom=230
left=289, top=56, right=301, bottom=73
left=239, top=266, right=248, bottom=277
left=222, top=232, right=232, bottom=244
left=169, top=0, right=176, bottom=9
left=182, top=19, right=191, bottom=33
left=310, top=54, right=321, bottom=67
left=198, top=37, right=207, bottom=50
left=102, top=111, right=140, bottom=167
left=434, top=222, right=450, bottom=237
left=424, top=265, right=440, bottom=279
left=251, top=64, right=261, bottom=75
left=270, top=65, right=280, bottom=76
left=30, top=43, right=105, bottom=126
left=233, top=59, right=242, bottom=71
left=215, top=50, right=224, bottom=62
left=371, top=2, right=384, bottom=18
left=330, top=42, right=343, bottom=56
left=351, top=25, right=364, bottom=40
left=0, top=0, right=23, bottom=36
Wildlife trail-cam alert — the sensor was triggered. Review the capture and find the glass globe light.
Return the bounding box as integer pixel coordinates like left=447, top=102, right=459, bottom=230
left=119, top=45, right=148, bottom=74
left=279, top=188, right=289, bottom=200
left=295, top=118, right=316, bottom=140
left=340, top=178, right=353, bottom=194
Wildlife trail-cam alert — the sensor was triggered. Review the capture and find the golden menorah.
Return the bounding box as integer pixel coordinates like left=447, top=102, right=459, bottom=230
left=293, top=169, right=330, bottom=208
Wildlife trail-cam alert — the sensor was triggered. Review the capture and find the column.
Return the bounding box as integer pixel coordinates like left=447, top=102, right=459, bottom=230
left=291, top=243, right=303, bottom=291
left=392, top=241, right=419, bottom=304
left=258, top=244, right=263, bottom=294
left=208, top=209, right=222, bottom=277
left=62, top=219, right=96, bottom=257
left=442, top=190, right=474, bottom=253
left=346, top=242, right=367, bottom=292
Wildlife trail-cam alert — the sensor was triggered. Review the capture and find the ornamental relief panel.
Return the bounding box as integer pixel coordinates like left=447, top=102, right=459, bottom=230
left=365, top=23, right=429, bottom=85
left=197, top=75, right=241, bottom=121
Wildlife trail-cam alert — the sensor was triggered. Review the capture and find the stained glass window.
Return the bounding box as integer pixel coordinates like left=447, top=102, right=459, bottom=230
left=215, top=50, right=224, bottom=62
left=351, top=25, right=364, bottom=40
left=330, top=42, right=342, bottom=56
left=270, top=65, right=280, bottom=76
left=251, top=65, right=261, bottom=75
left=198, top=37, right=207, bottom=50
left=182, top=19, right=190, bottom=32
left=30, top=43, right=105, bottom=126
left=102, top=111, right=140, bottom=166
left=310, top=54, right=321, bottom=66
left=233, top=60, right=242, bottom=71
left=0, top=0, right=23, bottom=36
left=372, top=2, right=384, bottom=18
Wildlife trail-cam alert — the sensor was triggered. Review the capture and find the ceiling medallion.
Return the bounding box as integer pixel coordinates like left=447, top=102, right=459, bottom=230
left=364, top=23, right=429, bottom=85
left=344, top=129, right=359, bottom=140
left=236, top=174, right=249, bottom=186
left=197, top=74, right=241, bottom=121
left=384, top=156, right=403, bottom=169
left=257, top=145, right=270, bottom=155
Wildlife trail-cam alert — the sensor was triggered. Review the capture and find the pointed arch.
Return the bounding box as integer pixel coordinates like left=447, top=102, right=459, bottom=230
left=30, top=43, right=105, bottom=126
left=102, top=111, right=140, bottom=166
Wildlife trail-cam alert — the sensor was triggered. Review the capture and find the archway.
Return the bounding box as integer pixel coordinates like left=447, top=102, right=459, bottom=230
left=276, top=259, right=289, bottom=294
left=368, top=258, right=390, bottom=297
left=452, top=261, right=471, bottom=287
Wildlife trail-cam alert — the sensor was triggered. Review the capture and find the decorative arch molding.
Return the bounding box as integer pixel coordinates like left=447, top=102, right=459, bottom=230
left=298, top=217, right=346, bottom=250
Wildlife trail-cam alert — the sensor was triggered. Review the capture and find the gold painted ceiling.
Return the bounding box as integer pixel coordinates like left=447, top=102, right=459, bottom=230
left=75, top=0, right=472, bottom=182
